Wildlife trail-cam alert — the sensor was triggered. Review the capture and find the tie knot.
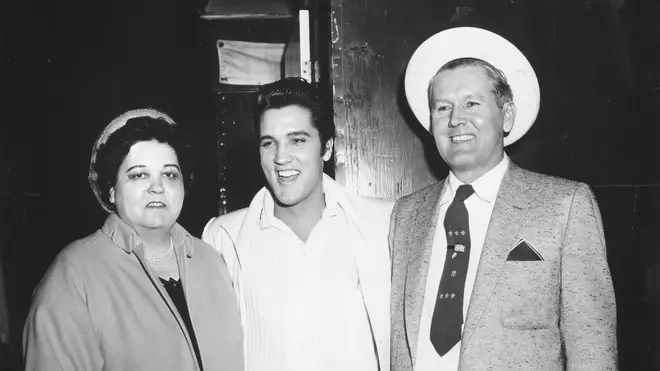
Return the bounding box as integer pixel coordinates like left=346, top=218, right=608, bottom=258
left=455, top=184, right=474, bottom=202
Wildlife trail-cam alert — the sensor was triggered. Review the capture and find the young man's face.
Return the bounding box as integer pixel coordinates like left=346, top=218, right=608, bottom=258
left=428, top=65, right=515, bottom=181
left=259, top=104, right=332, bottom=210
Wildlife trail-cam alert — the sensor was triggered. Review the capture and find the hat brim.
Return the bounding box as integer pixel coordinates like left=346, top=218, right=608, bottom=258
left=88, top=108, right=176, bottom=213
left=404, top=27, right=540, bottom=146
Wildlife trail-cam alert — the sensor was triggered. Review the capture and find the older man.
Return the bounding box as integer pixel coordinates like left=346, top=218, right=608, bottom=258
left=390, top=27, right=617, bottom=371
left=203, top=78, right=393, bottom=371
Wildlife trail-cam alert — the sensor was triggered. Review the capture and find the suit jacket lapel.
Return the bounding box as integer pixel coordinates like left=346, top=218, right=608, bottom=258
left=404, top=181, right=446, bottom=364
left=461, top=163, right=533, bottom=347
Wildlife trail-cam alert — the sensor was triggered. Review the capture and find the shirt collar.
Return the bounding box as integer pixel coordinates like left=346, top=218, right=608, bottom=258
left=259, top=175, right=344, bottom=230
left=101, top=213, right=195, bottom=257
left=441, top=154, right=510, bottom=205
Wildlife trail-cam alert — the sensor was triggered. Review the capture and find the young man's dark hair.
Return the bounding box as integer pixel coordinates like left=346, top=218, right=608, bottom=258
left=256, top=77, right=335, bottom=151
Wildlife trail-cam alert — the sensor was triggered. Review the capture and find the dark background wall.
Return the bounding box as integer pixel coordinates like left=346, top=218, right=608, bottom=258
left=1, top=0, right=220, bottom=367
left=2, top=0, right=659, bottom=370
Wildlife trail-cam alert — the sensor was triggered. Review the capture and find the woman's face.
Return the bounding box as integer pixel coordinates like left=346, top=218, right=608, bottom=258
left=109, top=140, right=184, bottom=233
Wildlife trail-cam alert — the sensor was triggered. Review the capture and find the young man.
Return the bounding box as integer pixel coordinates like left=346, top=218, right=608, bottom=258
left=390, top=27, right=617, bottom=371
left=203, top=78, right=393, bottom=371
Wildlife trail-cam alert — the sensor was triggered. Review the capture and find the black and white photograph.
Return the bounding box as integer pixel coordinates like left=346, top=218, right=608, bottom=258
left=2, top=0, right=659, bottom=370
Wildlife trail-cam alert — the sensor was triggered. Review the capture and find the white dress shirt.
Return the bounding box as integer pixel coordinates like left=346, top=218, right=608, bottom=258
left=415, top=155, right=510, bottom=371
left=239, top=187, right=378, bottom=371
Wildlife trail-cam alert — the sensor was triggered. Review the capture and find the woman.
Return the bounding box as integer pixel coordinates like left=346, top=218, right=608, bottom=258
left=23, top=109, right=243, bottom=371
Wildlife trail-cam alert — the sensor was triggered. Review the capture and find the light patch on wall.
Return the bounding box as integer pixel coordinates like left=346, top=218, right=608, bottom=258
left=217, top=40, right=285, bottom=85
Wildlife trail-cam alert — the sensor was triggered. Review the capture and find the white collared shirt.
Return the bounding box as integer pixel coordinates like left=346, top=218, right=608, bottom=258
left=239, top=185, right=378, bottom=371
left=414, top=155, right=510, bottom=371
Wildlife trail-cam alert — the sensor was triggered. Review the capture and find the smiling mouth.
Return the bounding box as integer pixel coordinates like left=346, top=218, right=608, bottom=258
left=277, top=170, right=300, bottom=180
left=146, top=201, right=166, bottom=208
left=450, top=134, right=475, bottom=144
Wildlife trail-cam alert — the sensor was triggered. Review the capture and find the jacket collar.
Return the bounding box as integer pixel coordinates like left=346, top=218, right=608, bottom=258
left=258, top=174, right=349, bottom=231
left=101, top=213, right=195, bottom=257
left=441, top=154, right=510, bottom=206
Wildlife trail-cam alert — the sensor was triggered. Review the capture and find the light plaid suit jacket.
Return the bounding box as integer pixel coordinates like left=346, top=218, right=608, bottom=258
left=390, top=162, right=618, bottom=371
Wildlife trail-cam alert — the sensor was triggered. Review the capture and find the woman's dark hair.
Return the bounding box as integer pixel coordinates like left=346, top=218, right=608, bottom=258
left=94, top=116, right=195, bottom=211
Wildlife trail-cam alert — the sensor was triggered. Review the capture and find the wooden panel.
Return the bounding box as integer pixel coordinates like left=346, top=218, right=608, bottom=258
left=331, top=0, right=643, bottom=199
left=330, top=0, right=445, bottom=200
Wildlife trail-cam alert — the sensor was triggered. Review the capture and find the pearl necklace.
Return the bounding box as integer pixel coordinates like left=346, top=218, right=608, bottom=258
left=146, top=239, right=174, bottom=266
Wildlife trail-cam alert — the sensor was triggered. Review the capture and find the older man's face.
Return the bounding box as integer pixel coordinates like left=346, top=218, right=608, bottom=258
left=428, top=65, right=515, bottom=182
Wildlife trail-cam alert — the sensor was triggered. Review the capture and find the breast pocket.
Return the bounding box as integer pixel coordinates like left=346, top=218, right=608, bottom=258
left=498, top=261, right=560, bottom=330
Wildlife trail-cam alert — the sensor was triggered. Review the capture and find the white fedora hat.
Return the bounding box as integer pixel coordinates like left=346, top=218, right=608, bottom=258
left=404, top=27, right=540, bottom=146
